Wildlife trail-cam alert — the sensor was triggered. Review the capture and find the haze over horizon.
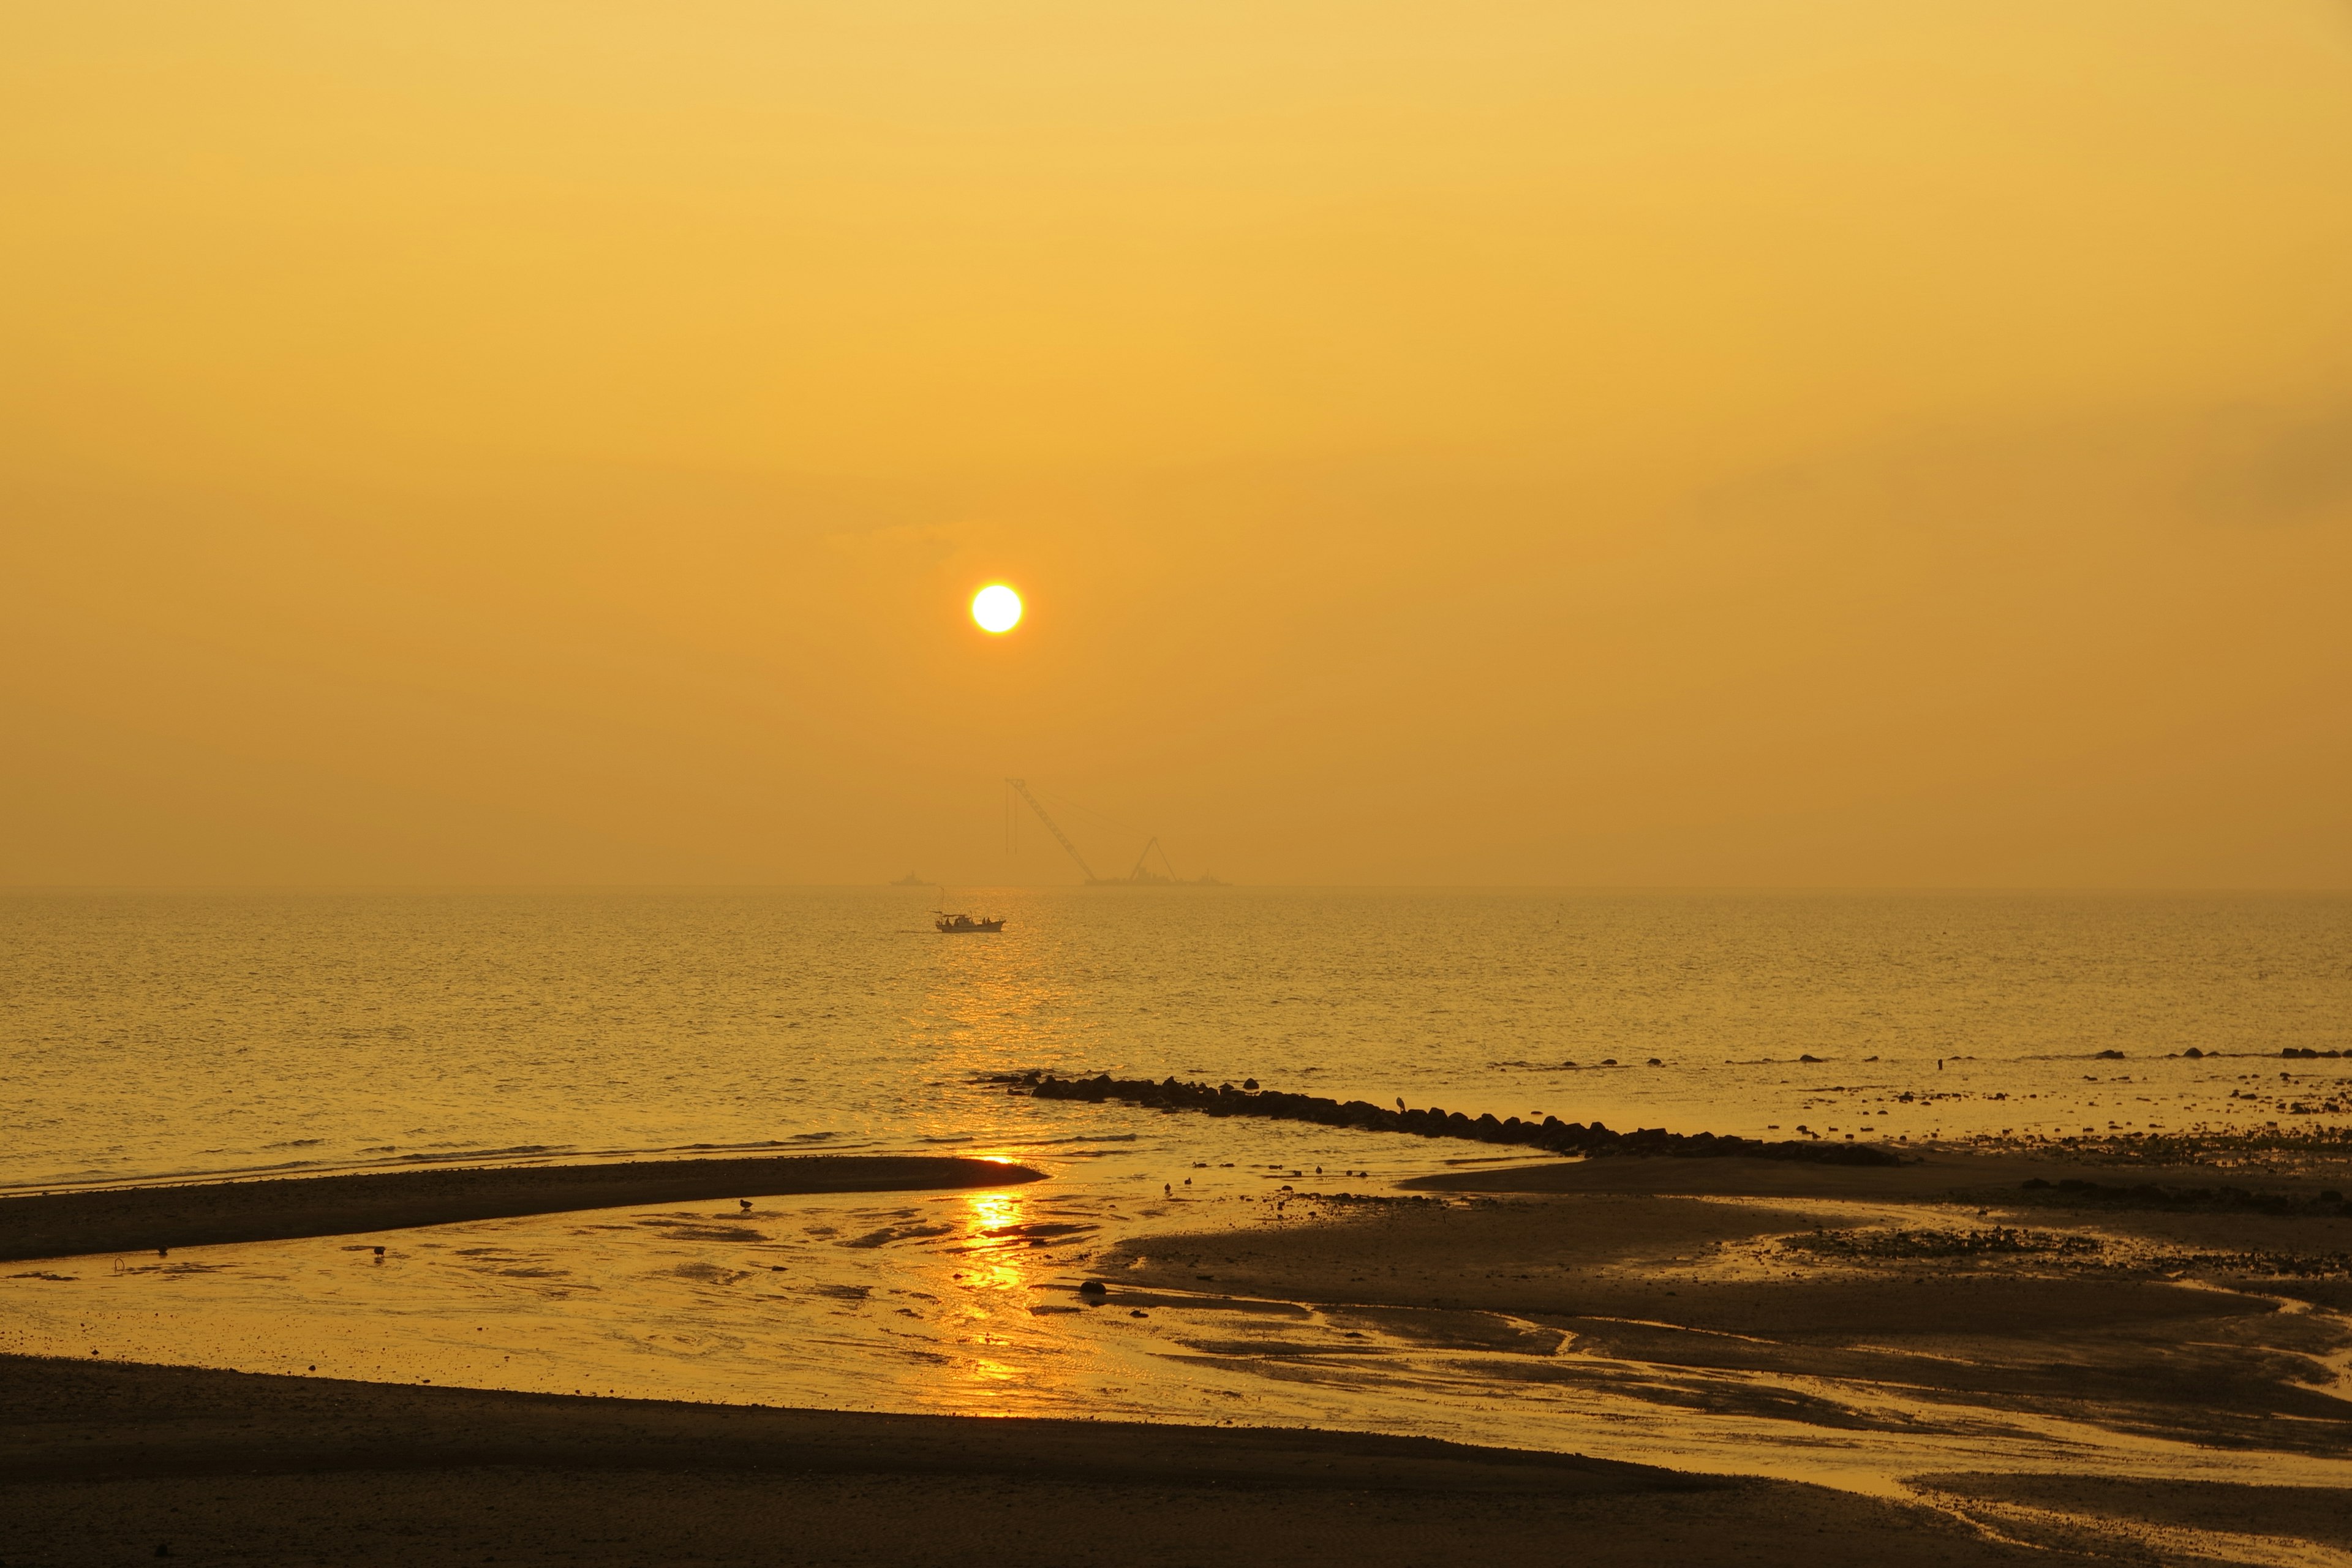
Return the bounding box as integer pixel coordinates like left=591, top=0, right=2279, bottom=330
left=6, top=2, right=2350, bottom=890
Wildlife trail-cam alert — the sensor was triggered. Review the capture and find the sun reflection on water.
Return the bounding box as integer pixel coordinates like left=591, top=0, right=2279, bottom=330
left=946, top=1188, right=1040, bottom=1394
left=963, top=1188, right=1027, bottom=1235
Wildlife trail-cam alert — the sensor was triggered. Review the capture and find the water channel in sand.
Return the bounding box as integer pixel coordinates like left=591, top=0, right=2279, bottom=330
left=8, top=1142, right=2350, bottom=1503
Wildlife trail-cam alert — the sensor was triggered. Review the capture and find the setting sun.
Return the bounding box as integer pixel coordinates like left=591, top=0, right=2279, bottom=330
left=971, top=585, right=1022, bottom=635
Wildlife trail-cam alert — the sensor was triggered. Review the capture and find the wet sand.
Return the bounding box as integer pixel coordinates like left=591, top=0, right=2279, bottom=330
left=8, top=1148, right=2348, bottom=1564
left=1401, top=1147, right=2352, bottom=1202
left=4, top=1355, right=2081, bottom=1567
left=1096, top=1148, right=2352, bottom=1554
left=0, top=1155, right=1043, bottom=1262
left=1918, top=1472, right=2352, bottom=1561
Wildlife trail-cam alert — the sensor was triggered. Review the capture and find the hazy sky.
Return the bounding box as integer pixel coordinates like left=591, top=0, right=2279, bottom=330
left=5, top=2, right=2348, bottom=888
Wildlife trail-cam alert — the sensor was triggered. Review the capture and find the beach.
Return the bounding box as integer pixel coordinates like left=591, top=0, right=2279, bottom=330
left=0, top=1155, right=1042, bottom=1263
left=7, top=1146, right=2350, bottom=1564
left=1111, top=1151, right=2352, bottom=1463
left=2, top=1355, right=2087, bottom=1568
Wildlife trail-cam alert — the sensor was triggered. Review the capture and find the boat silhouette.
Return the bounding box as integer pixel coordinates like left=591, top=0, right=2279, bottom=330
left=933, top=911, right=1005, bottom=933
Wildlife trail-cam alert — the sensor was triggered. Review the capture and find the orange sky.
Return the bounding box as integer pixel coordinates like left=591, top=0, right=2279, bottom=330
left=4, top=2, right=2349, bottom=887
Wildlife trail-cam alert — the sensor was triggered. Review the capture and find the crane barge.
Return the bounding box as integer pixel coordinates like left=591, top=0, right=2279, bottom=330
left=1005, top=778, right=1223, bottom=886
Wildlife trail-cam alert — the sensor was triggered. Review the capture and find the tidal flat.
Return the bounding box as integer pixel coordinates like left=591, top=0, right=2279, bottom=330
left=4, top=1148, right=2350, bottom=1565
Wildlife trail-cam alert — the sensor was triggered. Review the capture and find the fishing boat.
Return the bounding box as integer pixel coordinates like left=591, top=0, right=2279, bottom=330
left=933, top=911, right=1005, bottom=933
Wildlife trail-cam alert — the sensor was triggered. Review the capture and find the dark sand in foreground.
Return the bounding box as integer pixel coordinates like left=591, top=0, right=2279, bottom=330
left=5, top=1355, right=2086, bottom=1567
left=0, top=1155, right=1042, bottom=1262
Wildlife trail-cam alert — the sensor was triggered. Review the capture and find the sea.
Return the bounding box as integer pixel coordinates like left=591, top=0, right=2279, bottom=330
left=5, top=889, right=2350, bottom=1498
left=4, top=888, right=2347, bottom=1193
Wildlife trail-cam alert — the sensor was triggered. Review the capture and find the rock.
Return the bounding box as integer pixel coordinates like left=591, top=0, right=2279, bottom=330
left=1019, top=1072, right=1902, bottom=1166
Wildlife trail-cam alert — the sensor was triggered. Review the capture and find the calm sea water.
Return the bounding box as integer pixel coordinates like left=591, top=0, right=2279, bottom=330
left=4, top=889, right=2346, bottom=1191
left=9, top=889, right=2352, bottom=1499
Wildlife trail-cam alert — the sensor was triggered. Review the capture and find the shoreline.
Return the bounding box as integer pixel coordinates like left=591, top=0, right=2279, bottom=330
left=0, top=1154, right=1044, bottom=1262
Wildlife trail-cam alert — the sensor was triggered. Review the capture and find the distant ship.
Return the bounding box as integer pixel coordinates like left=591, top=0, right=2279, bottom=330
left=890, top=872, right=933, bottom=886
left=933, top=911, right=1005, bottom=933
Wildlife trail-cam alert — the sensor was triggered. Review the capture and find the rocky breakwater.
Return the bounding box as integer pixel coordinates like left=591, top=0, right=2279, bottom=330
left=1019, top=1072, right=1902, bottom=1166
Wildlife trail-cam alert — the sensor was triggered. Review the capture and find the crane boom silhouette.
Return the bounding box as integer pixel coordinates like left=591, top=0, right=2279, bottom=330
left=1006, top=778, right=1101, bottom=883
left=1005, top=778, right=1216, bottom=884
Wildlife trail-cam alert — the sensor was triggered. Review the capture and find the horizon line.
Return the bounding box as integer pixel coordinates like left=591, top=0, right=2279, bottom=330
left=4, top=882, right=2347, bottom=897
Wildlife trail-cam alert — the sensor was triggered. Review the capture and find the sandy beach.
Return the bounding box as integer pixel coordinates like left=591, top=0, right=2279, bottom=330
left=0, top=1354, right=2141, bottom=1567
left=6, top=1147, right=2350, bottom=1563
left=0, top=1155, right=1043, bottom=1263
left=1101, top=1152, right=2352, bottom=1457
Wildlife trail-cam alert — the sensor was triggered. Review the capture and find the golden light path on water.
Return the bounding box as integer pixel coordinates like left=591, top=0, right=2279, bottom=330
left=9, top=891, right=2349, bottom=1196
left=6, top=1166, right=2350, bottom=1505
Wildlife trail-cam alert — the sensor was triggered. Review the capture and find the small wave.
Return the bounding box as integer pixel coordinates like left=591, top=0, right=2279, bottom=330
left=7, top=1112, right=1187, bottom=1197
left=391, top=1144, right=565, bottom=1163
left=914, top=1131, right=1139, bottom=1148
left=0, top=1141, right=594, bottom=1196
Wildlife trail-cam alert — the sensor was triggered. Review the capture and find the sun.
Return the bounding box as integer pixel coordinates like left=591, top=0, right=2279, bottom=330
left=971, top=584, right=1023, bottom=634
